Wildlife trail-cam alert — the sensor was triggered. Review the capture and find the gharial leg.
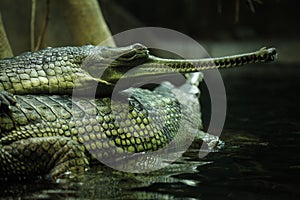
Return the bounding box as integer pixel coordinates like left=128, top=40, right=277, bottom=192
left=0, top=90, right=17, bottom=112
left=0, top=136, right=89, bottom=181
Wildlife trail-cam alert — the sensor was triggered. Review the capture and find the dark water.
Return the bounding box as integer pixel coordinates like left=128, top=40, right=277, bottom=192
left=1, top=64, right=299, bottom=199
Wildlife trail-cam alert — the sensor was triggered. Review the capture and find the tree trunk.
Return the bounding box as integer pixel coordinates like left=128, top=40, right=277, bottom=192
left=60, top=0, right=115, bottom=47
left=0, top=13, right=13, bottom=59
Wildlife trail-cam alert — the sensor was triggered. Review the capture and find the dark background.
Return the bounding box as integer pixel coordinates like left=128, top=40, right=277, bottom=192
left=0, top=0, right=299, bottom=62
left=104, top=0, right=296, bottom=39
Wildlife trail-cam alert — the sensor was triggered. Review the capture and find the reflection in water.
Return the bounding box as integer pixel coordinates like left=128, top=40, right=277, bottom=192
left=1, top=64, right=300, bottom=199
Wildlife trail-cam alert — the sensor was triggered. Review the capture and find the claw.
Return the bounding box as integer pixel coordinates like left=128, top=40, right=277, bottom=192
left=0, top=91, right=17, bottom=111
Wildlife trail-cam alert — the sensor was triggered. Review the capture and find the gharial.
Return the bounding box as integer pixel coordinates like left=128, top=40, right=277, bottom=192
left=0, top=43, right=277, bottom=181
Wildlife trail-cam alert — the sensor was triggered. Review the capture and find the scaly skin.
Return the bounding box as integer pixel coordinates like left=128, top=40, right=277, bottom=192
left=0, top=44, right=277, bottom=96
left=0, top=44, right=277, bottom=181
left=0, top=84, right=200, bottom=181
left=0, top=44, right=149, bottom=96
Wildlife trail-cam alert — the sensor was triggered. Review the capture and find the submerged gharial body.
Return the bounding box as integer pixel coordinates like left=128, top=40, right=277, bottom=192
left=0, top=44, right=277, bottom=181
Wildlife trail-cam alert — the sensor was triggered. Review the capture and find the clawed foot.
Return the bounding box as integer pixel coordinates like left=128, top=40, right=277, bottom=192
left=0, top=90, right=17, bottom=112
left=190, top=129, right=224, bottom=151
left=196, top=130, right=224, bottom=150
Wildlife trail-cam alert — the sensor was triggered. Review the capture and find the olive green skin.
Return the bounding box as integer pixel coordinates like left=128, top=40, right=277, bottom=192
left=0, top=44, right=277, bottom=181
left=0, top=44, right=277, bottom=97
left=0, top=84, right=200, bottom=181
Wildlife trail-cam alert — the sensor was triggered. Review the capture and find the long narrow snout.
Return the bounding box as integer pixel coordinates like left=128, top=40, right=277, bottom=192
left=130, top=47, right=277, bottom=77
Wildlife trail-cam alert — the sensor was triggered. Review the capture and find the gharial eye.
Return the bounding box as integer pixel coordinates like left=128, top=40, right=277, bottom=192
left=119, top=50, right=136, bottom=59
